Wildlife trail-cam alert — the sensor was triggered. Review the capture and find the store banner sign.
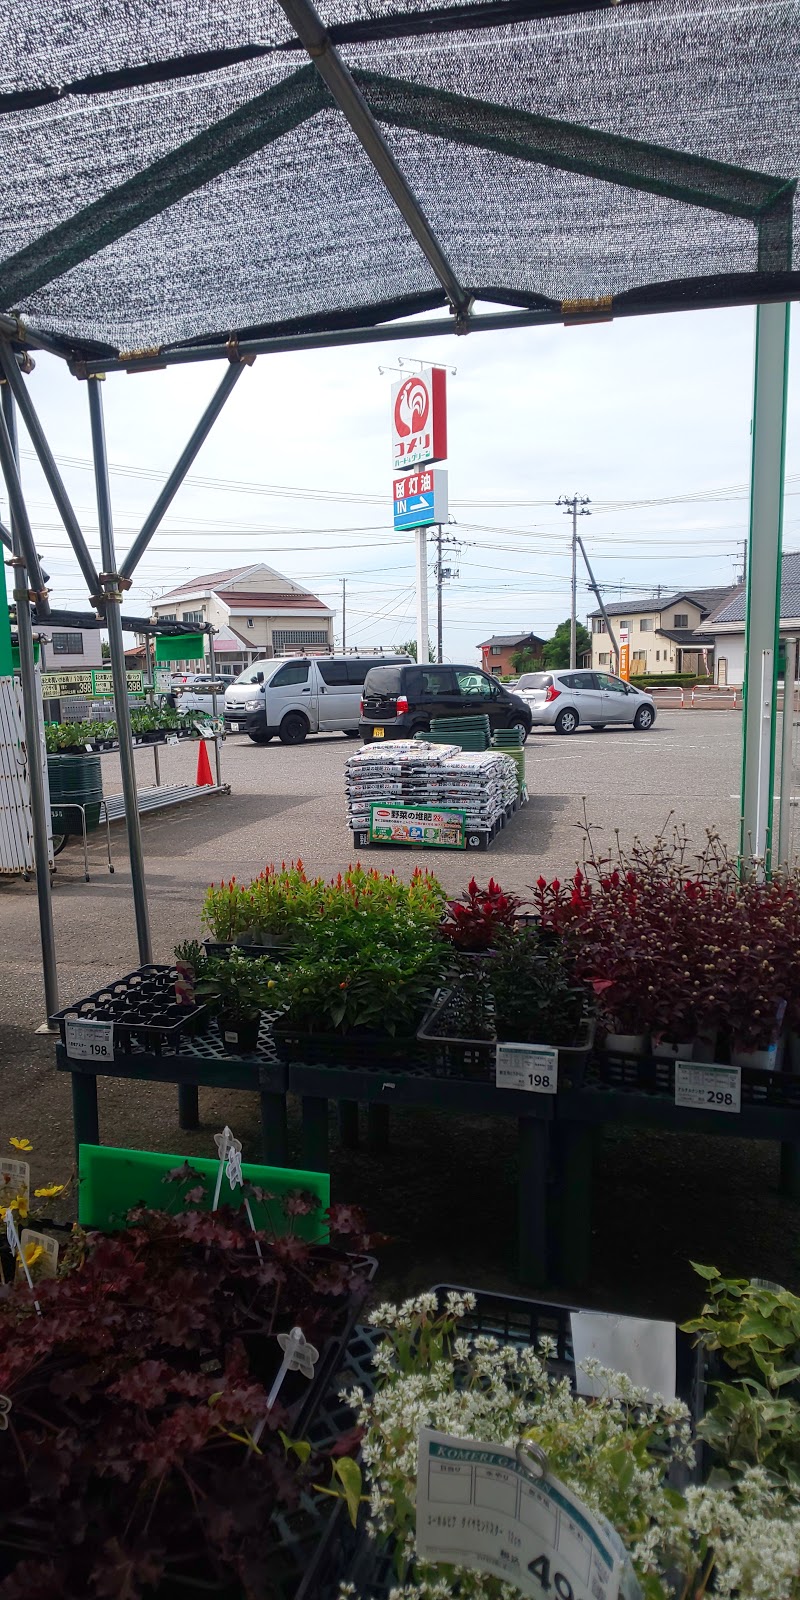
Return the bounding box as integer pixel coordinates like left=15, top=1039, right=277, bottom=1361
left=393, top=468, right=449, bottom=532
left=391, top=369, right=447, bottom=470
left=369, top=803, right=466, bottom=849
left=618, top=625, right=630, bottom=683
left=155, top=633, right=205, bottom=663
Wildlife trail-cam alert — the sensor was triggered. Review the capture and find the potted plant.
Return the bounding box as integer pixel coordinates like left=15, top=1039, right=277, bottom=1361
left=439, top=876, right=524, bottom=953
left=0, top=1180, right=376, bottom=1598
left=337, top=1289, right=800, bottom=1600
left=268, top=939, right=450, bottom=1066
left=196, top=953, right=275, bottom=1052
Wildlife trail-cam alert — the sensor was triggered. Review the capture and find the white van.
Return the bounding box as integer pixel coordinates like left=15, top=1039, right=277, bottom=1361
left=223, top=654, right=412, bottom=744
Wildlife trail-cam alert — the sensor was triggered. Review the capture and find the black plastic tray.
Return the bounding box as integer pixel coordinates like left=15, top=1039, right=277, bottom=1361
left=50, top=963, right=206, bottom=1056
left=272, top=1025, right=428, bottom=1070
left=590, top=1048, right=800, bottom=1108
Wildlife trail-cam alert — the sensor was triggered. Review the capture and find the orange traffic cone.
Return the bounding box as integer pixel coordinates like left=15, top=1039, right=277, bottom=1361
left=196, top=740, right=214, bottom=787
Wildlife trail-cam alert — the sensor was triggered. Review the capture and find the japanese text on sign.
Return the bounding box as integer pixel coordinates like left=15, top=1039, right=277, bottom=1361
left=369, top=803, right=466, bottom=849
left=416, top=1429, right=625, bottom=1600
left=496, top=1043, right=558, bottom=1094
left=674, top=1061, right=741, bottom=1113
left=64, top=1018, right=114, bottom=1063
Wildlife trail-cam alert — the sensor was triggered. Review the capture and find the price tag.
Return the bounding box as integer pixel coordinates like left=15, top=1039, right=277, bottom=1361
left=416, top=1428, right=624, bottom=1600
left=166, top=735, right=179, bottom=746
left=496, top=1043, right=558, bottom=1095
left=0, top=1160, right=30, bottom=1215
left=674, top=1061, right=740, bottom=1114
left=64, top=1018, right=114, bottom=1063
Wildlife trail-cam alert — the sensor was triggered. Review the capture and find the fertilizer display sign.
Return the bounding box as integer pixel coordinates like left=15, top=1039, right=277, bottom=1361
left=40, top=669, right=144, bottom=698
left=369, top=803, right=466, bottom=849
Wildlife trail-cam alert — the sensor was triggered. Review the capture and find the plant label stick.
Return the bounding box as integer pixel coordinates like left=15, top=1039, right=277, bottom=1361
left=6, top=1213, right=41, bottom=1313
left=212, top=1126, right=242, bottom=1210
left=252, top=1328, right=320, bottom=1445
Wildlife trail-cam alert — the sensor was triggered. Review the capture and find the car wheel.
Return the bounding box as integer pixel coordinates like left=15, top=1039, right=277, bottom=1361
left=248, top=731, right=273, bottom=744
left=554, top=708, right=579, bottom=735
left=508, top=716, right=530, bottom=745
left=344, top=730, right=361, bottom=738
left=634, top=705, right=655, bottom=730
left=278, top=713, right=309, bottom=745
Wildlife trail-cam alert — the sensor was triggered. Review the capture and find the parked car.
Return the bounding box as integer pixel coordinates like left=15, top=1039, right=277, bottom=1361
left=223, top=654, right=411, bottom=744
left=515, top=669, right=657, bottom=734
left=175, top=677, right=228, bottom=715
left=358, top=663, right=533, bottom=743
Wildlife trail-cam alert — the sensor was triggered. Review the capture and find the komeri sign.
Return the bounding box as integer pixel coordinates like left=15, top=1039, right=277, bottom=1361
left=391, top=368, right=447, bottom=470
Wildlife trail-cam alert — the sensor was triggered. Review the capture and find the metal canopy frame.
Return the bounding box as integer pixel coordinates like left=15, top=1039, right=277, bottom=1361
left=0, top=0, right=796, bottom=1016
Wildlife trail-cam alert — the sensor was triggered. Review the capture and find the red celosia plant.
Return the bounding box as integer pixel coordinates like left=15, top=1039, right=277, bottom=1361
left=0, top=1177, right=374, bottom=1598
left=441, top=877, right=525, bottom=952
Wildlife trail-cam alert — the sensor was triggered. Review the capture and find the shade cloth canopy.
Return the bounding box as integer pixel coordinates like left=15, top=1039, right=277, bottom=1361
left=0, top=0, right=798, bottom=361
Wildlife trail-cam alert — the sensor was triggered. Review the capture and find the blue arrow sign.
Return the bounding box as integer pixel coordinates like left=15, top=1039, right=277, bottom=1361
left=394, top=491, right=435, bottom=531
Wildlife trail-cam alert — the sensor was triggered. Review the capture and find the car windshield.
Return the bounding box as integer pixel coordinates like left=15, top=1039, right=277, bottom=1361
left=232, top=662, right=268, bottom=685
left=517, top=673, right=552, bottom=690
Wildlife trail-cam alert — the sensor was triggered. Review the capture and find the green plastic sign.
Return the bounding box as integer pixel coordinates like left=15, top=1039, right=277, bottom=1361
left=78, top=1143, right=330, bottom=1239
left=155, top=633, right=205, bottom=663
left=0, top=557, right=12, bottom=678
left=369, top=802, right=466, bottom=848
left=40, top=668, right=143, bottom=698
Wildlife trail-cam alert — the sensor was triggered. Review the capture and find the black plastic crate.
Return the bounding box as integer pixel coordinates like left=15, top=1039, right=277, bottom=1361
left=272, top=1025, right=429, bottom=1071
left=589, top=1049, right=800, bottom=1109
left=417, top=985, right=496, bottom=1079
left=50, top=964, right=205, bottom=1056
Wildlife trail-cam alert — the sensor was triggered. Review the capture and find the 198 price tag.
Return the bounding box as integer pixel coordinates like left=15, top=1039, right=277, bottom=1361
left=674, top=1061, right=740, bottom=1114
left=64, top=1018, right=114, bottom=1063
left=496, top=1043, right=558, bottom=1095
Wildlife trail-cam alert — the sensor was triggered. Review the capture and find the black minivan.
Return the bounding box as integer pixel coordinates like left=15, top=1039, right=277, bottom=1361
left=359, top=663, right=533, bottom=743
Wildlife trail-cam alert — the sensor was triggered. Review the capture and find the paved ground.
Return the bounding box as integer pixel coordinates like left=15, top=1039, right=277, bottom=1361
left=6, top=709, right=797, bottom=1317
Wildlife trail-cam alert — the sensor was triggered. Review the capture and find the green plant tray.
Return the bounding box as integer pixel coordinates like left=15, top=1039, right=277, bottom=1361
left=78, top=1143, right=329, bottom=1236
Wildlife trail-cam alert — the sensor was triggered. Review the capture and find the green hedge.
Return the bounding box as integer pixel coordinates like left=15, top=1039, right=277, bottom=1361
left=629, top=673, right=712, bottom=688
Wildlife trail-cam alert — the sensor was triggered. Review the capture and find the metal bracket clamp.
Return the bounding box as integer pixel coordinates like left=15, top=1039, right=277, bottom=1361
left=515, top=1440, right=549, bottom=1481
left=561, top=295, right=613, bottom=325
left=225, top=335, right=256, bottom=366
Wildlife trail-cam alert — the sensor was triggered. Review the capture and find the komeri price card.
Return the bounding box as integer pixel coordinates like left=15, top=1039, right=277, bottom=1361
left=416, top=1429, right=638, bottom=1600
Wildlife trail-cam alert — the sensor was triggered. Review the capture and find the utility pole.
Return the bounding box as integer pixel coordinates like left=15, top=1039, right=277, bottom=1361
left=576, top=534, right=620, bottom=672
left=557, top=494, right=591, bottom=667
left=433, top=526, right=460, bottom=662
left=341, top=577, right=346, bottom=650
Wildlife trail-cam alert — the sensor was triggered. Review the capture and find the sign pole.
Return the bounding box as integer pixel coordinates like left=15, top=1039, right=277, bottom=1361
left=415, top=528, right=429, bottom=666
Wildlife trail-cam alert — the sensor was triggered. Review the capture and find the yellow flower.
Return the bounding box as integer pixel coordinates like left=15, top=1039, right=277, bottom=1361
left=34, top=1184, right=65, bottom=1199
left=23, top=1243, right=43, bottom=1267
left=8, top=1138, right=32, bottom=1152
left=0, top=1191, right=27, bottom=1221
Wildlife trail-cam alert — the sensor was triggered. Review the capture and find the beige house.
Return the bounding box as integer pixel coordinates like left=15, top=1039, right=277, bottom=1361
left=151, top=563, right=334, bottom=676
left=588, top=588, right=735, bottom=677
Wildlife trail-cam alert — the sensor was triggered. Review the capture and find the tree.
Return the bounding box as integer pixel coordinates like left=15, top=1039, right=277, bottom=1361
left=399, top=639, right=436, bottom=663
left=101, top=641, right=110, bottom=660
left=510, top=644, right=544, bottom=676
left=542, top=619, right=592, bottom=670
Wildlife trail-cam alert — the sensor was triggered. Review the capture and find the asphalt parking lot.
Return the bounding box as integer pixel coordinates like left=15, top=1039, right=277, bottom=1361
left=5, top=707, right=797, bottom=1314
left=2, top=709, right=741, bottom=1024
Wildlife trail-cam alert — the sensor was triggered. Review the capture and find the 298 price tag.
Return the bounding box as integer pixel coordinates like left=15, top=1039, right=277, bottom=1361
left=64, top=1018, right=114, bottom=1063
left=674, top=1061, right=740, bottom=1114
left=496, top=1043, right=558, bottom=1095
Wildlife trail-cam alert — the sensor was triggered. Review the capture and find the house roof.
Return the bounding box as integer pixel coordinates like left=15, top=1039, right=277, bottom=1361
left=588, top=587, right=733, bottom=619
left=657, top=627, right=716, bottom=645
left=479, top=632, right=544, bottom=648
left=710, top=554, right=800, bottom=626
left=218, top=589, right=330, bottom=613
left=154, top=566, right=258, bottom=602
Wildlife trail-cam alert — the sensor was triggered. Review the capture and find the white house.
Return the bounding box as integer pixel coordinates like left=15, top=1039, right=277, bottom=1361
left=150, top=563, right=334, bottom=676
left=40, top=625, right=103, bottom=671
left=588, top=588, right=735, bottom=677
left=705, top=554, right=800, bottom=686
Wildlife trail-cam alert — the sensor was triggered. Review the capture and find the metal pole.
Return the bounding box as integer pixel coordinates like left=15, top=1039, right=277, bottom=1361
left=0, top=378, right=50, bottom=613
left=9, top=558, right=59, bottom=1019
left=119, top=362, right=246, bottom=581
left=570, top=502, right=577, bottom=669
left=275, top=0, right=471, bottom=322
left=777, top=635, right=798, bottom=866
left=0, top=342, right=101, bottom=599
left=415, top=527, right=429, bottom=666
left=341, top=578, right=346, bottom=651
left=576, top=534, right=619, bottom=670
left=740, top=303, right=790, bottom=867
left=436, top=525, right=443, bottom=663
left=87, top=376, right=152, bottom=962
left=208, top=627, right=222, bottom=788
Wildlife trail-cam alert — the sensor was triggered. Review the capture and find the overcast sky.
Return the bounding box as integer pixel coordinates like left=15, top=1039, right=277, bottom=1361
left=7, top=302, right=799, bottom=661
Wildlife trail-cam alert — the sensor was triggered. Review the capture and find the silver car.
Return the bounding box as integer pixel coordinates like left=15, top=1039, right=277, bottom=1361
left=516, top=669, right=657, bottom=734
